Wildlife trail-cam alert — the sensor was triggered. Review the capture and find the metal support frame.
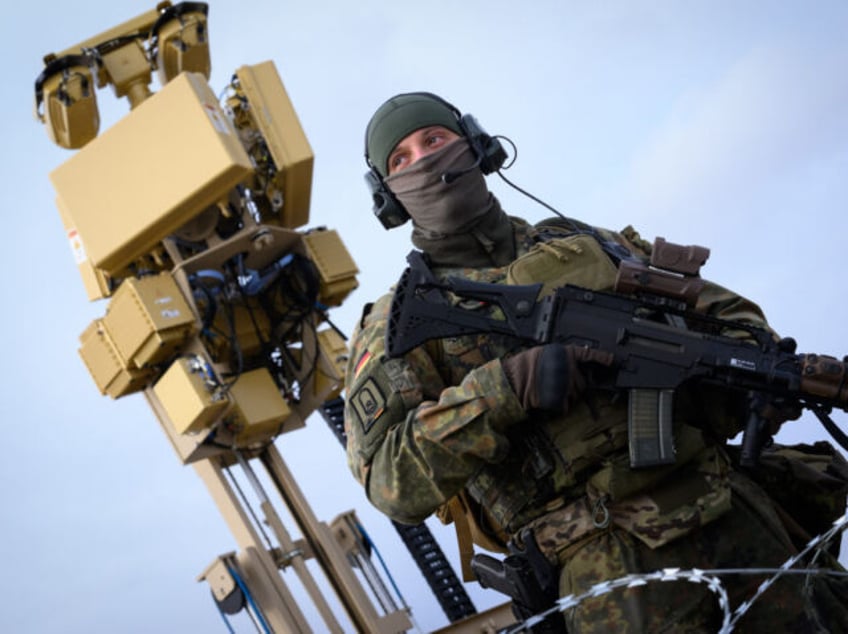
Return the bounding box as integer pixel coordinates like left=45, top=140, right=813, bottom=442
left=195, top=445, right=412, bottom=633
left=318, top=396, right=479, bottom=624
left=194, top=457, right=313, bottom=632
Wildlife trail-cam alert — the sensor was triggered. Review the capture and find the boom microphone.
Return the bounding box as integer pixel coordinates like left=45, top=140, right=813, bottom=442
left=441, top=154, right=483, bottom=184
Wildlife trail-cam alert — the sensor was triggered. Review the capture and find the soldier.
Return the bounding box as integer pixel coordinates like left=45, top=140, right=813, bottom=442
left=343, top=92, right=848, bottom=632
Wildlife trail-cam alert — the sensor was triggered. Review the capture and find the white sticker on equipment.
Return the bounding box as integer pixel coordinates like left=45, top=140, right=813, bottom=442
left=67, top=228, right=87, bottom=264
left=204, top=103, right=230, bottom=135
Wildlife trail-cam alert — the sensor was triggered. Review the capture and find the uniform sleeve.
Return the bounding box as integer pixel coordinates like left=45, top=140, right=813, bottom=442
left=343, top=292, right=527, bottom=525
left=682, top=280, right=779, bottom=439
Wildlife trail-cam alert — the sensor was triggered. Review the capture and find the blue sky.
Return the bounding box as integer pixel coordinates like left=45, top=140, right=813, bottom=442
left=3, top=2, right=848, bottom=632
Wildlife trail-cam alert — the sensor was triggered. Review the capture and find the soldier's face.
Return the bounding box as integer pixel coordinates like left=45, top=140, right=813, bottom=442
left=386, top=126, right=461, bottom=175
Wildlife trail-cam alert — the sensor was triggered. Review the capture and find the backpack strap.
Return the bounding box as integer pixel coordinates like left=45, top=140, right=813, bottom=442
left=436, top=491, right=511, bottom=582
left=533, top=217, right=641, bottom=267
left=447, top=495, right=477, bottom=582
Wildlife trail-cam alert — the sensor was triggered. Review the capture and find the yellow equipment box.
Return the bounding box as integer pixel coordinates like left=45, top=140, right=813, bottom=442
left=153, top=355, right=229, bottom=435
left=302, top=229, right=359, bottom=307
left=102, top=273, right=197, bottom=369
left=56, top=196, right=112, bottom=301
left=50, top=71, right=253, bottom=276
left=79, top=319, right=154, bottom=398
left=313, top=327, right=348, bottom=400
left=226, top=367, right=291, bottom=446
left=234, top=61, right=313, bottom=229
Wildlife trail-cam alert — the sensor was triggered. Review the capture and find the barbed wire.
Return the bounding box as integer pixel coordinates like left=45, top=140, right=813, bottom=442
left=505, top=513, right=848, bottom=634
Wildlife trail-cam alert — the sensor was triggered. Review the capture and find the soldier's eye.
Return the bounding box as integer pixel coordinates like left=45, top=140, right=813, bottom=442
left=389, top=153, right=407, bottom=171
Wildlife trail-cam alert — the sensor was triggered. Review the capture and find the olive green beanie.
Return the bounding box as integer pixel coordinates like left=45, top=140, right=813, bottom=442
left=365, top=92, right=463, bottom=177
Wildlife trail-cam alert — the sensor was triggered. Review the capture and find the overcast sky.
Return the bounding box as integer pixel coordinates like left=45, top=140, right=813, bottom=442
left=3, top=1, right=848, bottom=633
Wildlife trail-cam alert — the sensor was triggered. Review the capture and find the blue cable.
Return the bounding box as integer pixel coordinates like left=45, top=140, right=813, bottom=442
left=215, top=603, right=237, bottom=634
left=355, top=521, right=408, bottom=609
left=191, top=269, right=227, bottom=289
left=226, top=564, right=273, bottom=634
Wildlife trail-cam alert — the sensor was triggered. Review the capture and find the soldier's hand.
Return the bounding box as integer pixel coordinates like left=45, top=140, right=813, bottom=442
left=502, top=344, right=614, bottom=412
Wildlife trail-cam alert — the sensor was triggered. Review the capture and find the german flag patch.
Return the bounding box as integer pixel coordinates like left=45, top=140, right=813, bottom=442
left=353, top=350, right=372, bottom=380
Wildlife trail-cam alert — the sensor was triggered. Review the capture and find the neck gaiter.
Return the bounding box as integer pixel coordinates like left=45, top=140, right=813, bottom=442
left=385, top=140, right=515, bottom=266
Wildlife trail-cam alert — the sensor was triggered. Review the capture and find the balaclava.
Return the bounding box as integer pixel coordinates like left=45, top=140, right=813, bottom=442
left=365, top=93, right=515, bottom=267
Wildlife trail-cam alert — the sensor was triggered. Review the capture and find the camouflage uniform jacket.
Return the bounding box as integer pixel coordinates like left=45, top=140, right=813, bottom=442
left=343, top=217, right=772, bottom=548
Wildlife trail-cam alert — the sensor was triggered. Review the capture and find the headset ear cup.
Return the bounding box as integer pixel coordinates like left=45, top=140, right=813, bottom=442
left=459, top=113, right=507, bottom=174
left=364, top=169, right=410, bottom=229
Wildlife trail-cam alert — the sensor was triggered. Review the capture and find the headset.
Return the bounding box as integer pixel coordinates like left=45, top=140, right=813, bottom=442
left=363, top=92, right=507, bottom=230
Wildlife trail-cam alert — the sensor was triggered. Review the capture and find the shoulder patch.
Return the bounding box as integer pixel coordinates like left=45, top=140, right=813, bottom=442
left=350, top=377, right=386, bottom=434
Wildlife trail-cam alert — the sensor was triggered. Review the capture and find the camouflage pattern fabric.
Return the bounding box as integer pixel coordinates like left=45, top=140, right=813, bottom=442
left=728, top=441, right=848, bottom=555
left=344, top=220, right=539, bottom=523
left=343, top=217, right=848, bottom=630
left=557, top=471, right=848, bottom=633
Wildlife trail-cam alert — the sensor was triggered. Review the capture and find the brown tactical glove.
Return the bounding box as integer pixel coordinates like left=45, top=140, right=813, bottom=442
left=502, top=344, right=615, bottom=412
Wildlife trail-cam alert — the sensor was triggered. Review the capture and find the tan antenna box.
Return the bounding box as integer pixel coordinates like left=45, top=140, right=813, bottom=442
left=234, top=61, right=313, bottom=229
left=227, top=367, right=292, bottom=446
left=302, top=229, right=359, bottom=306
left=153, top=355, right=229, bottom=435
left=50, top=71, right=253, bottom=276
left=102, top=273, right=197, bottom=369
left=79, top=319, right=154, bottom=398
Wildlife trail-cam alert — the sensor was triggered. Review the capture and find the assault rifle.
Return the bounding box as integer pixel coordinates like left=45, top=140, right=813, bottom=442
left=385, top=240, right=848, bottom=468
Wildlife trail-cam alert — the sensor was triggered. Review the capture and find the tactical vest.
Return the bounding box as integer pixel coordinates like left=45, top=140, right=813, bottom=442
left=434, top=225, right=734, bottom=556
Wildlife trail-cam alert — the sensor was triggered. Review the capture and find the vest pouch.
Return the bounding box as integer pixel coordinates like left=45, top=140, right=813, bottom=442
left=543, top=399, right=629, bottom=494
left=592, top=445, right=732, bottom=549
left=587, top=424, right=706, bottom=502
left=506, top=233, right=619, bottom=296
